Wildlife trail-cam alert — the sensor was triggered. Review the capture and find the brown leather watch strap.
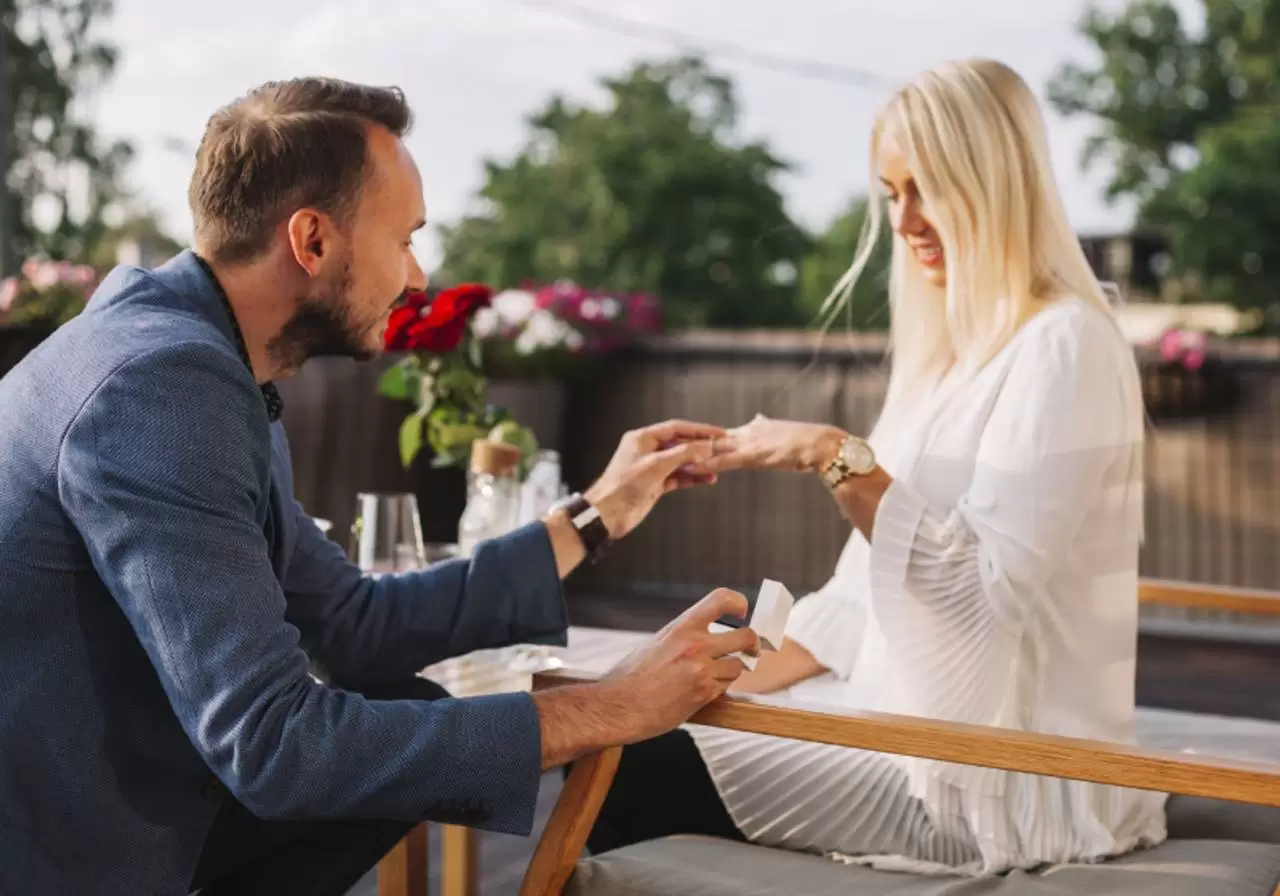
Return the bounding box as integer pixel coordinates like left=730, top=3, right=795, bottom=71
left=555, top=492, right=612, bottom=564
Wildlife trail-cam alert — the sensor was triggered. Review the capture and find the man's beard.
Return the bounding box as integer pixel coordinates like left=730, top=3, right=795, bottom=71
left=266, top=263, right=378, bottom=372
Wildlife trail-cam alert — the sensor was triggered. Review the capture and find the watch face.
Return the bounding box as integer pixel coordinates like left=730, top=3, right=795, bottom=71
left=840, top=438, right=876, bottom=475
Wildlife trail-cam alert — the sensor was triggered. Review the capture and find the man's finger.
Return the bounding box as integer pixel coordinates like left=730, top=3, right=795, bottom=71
left=664, top=471, right=716, bottom=493
left=682, top=588, right=749, bottom=628
left=648, top=439, right=714, bottom=477
left=642, top=419, right=727, bottom=447
left=708, top=656, right=748, bottom=683
left=706, top=625, right=760, bottom=659
left=699, top=450, right=751, bottom=474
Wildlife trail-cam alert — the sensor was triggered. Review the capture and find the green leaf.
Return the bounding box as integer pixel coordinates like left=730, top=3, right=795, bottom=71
left=378, top=362, right=413, bottom=400
left=399, top=411, right=425, bottom=468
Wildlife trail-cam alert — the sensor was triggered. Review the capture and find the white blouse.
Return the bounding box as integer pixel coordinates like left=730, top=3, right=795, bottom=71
left=687, top=297, right=1168, bottom=874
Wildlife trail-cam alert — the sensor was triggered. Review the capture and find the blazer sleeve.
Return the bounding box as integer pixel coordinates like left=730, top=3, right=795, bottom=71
left=57, top=341, right=546, bottom=832
left=283, top=501, right=568, bottom=688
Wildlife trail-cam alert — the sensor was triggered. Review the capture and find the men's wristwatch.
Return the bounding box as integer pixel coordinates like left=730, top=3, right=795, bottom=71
left=551, top=492, right=613, bottom=564
left=819, top=434, right=877, bottom=489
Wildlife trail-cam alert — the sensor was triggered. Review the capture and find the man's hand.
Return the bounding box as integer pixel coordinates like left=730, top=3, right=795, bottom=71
left=601, top=588, right=760, bottom=742
left=703, top=414, right=846, bottom=474
left=532, top=588, right=760, bottom=768
left=584, top=419, right=727, bottom=540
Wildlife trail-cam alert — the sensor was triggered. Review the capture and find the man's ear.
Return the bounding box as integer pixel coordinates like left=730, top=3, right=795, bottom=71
left=285, top=209, right=331, bottom=277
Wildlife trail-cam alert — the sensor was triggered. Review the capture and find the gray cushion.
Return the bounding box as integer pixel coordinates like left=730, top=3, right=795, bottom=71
left=1136, top=707, right=1280, bottom=844
left=1135, top=708, right=1280, bottom=765
left=568, top=836, right=1280, bottom=896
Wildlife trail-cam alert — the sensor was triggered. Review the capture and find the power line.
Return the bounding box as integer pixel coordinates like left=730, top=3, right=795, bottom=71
left=500, top=0, right=900, bottom=90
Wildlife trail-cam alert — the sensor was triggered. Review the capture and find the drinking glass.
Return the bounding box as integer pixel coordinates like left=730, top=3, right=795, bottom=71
left=519, top=450, right=563, bottom=524
left=348, top=492, right=426, bottom=574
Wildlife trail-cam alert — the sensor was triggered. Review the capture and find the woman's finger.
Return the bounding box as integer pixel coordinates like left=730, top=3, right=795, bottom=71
left=666, top=471, right=716, bottom=492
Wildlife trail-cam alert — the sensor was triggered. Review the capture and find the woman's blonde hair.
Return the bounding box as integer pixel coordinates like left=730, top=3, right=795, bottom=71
left=820, top=59, right=1116, bottom=415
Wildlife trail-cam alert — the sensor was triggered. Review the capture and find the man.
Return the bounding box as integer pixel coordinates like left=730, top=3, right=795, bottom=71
left=0, top=77, right=758, bottom=895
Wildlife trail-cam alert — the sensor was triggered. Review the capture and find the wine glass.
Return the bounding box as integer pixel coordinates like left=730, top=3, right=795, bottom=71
left=348, top=492, right=426, bottom=574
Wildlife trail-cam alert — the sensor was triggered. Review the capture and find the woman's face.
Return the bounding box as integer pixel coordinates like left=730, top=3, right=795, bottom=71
left=878, top=127, right=946, bottom=288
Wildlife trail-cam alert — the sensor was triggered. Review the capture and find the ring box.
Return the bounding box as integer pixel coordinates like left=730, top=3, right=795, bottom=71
left=711, top=579, right=795, bottom=671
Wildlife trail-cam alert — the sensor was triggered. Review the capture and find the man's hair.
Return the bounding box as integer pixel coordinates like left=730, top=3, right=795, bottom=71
left=189, top=77, right=413, bottom=265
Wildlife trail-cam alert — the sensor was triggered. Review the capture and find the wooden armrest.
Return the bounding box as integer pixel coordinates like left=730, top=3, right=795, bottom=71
left=519, top=666, right=1280, bottom=896
left=534, top=668, right=1280, bottom=806
left=1139, top=578, right=1280, bottom=616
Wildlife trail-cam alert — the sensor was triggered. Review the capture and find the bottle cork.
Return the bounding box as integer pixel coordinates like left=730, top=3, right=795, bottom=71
left=470, top=439, right=522, bottom=477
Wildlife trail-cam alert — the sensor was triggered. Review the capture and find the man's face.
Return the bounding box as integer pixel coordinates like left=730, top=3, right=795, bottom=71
left=271, top=126, right=427, bottom=368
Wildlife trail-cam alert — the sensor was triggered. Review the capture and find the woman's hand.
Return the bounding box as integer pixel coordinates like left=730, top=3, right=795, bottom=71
left=728, top=637, right=828, bottom=695
left=704, top=414, right=847, bottom=474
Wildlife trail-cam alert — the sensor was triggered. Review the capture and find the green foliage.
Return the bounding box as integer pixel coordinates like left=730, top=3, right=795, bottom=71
left=3, top=0, right=171, bottom=271
left=437, top=56, right=812, bottom=329
left=377, top=353, right=532, bottom=470
left=1144, top=111, right=1280, bottom=309
left=798, top=197, right=892, bottom=330
left=1049, top=0, right=1280, bottom=310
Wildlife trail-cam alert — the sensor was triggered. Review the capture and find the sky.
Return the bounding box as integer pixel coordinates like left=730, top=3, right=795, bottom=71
left=90, top=0, right=1151, bottom=268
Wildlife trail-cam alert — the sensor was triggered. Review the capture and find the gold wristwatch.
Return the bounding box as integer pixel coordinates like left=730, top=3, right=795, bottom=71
left=819, top=434, right=877, bottom=489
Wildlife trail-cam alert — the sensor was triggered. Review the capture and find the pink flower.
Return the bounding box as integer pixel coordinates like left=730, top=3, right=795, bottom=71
left=1159, top=329, right=1183, bottom=363
left=0, top=278, right=18, bottom=313
left=1182, top=349, right=1206, bottom=372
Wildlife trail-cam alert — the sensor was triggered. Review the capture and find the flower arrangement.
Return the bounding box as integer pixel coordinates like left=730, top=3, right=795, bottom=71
left=1140, top=325, right=1238, bottom=420
left=471, top=281, right=661, bottom=379
left=1156, top=326, right=1208, bottom=372
left=377, top=283, right=538, bottom=470
left=376, top=279, right=661, bottom=471
left=0, top=259, right=99, bottom=328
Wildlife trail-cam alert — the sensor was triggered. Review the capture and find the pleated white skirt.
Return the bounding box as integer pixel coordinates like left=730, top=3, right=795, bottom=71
left=684, top=723, right=983, bottom=875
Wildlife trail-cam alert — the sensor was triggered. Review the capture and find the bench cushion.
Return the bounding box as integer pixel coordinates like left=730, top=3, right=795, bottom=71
left=1136, top=707, right=1280, bottom=844
left=568, top=836, right=1280, bottom=896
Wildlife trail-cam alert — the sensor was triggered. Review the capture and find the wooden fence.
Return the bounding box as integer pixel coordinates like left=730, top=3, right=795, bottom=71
left=277, top=332, right=1280, bottom=630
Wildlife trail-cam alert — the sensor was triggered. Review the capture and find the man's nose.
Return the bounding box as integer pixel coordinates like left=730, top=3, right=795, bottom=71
left=406, top=253, right=429, bottom=293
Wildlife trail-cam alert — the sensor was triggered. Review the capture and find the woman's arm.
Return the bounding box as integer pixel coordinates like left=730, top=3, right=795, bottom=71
left=729, top=637, right=826, bottom=694
left=706, top=308, right=1142, bottom=631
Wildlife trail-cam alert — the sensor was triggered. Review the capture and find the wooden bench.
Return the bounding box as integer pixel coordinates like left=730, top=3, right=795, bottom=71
left=380, top=579, right=1280, bottom=896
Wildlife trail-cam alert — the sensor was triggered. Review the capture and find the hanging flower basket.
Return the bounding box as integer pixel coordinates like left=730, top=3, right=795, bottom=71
left=1140, top=329, right=1239, bottom=421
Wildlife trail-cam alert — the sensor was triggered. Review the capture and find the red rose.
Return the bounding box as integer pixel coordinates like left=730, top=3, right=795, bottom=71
left=383, top=290, right=431, bottom=351
left=433, top=283, right=492, bottom=321
left=402, top=284, right=492, bottom=354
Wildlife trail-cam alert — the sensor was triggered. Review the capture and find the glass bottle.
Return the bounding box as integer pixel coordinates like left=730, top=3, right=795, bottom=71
left=457, top=439, right=523, bottom=558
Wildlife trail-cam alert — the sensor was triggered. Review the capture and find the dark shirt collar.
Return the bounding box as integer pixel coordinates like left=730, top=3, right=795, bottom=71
left=154, top=250, right=284, bottom=422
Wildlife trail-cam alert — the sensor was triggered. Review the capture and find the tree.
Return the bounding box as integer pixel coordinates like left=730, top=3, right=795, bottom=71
left=2, top=0, right=142, bottom=273
left=798, top=196, right=892, bottom=330
left=437, top=56, right=812, bottom=329
left=1049, top=0, right=1280, bottom=310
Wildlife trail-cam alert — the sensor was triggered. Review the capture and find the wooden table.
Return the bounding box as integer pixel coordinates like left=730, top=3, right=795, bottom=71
left=377, top=627, right=650, bottom=896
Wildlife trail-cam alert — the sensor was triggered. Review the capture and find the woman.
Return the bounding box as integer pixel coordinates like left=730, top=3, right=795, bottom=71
left=586, top=58, right=1166, bottom=875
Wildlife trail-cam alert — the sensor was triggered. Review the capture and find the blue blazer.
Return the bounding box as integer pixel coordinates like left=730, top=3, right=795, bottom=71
left=0, top=251, right=569, bottom=895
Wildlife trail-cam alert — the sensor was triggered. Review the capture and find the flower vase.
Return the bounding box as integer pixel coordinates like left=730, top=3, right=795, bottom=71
left=411, top=447, right=469, bottom=546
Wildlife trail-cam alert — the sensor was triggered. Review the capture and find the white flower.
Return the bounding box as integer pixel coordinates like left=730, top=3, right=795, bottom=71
left=491, top=289, right=537, bottom=327
left=471, top=306, right=500, bottom=339
left=599, top=297, right=621, bottom=320
left=514, top=309, right=583, bottom=355
left=580, top=298, right=600, bottom=320
left=27, top=261, right=61, bottom=289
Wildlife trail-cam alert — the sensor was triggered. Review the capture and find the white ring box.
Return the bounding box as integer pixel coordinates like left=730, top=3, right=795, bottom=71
left=708, top=579, right=795, bottom=671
